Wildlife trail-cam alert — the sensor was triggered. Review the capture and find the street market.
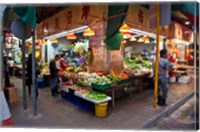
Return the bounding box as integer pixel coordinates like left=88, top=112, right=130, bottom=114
left=0, top=2, right=199, bottom=130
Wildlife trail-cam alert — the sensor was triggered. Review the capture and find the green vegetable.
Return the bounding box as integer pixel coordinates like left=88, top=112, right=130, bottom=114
left=85, top=92, right=107, bottom=101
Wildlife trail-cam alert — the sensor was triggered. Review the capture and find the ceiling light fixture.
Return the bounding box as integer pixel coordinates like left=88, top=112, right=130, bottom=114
left=83, top=28, right=95, bottom=37
left=137, top=37, right=144, bottom=43
left=44, top=28, right=48, bottom=33
left=41, top=40, right=47, bottom=45
left=129, top=36, right=136, bottom=41
left=50, top=38, right=58, bottom=43
left=123, top=32, right=131, bottom=39
left=119, top=24, right=131, bottom=32
left=66, top=33, right=77, bottom=40
left=185, top=21, right=190, bottom=25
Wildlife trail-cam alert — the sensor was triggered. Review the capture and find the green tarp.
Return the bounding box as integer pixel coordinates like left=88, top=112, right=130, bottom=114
left=172, top=2, right=199, bottom=16
left=12, top=6, right=36, bottom=29
left=105, top=5, right=129, bottom=50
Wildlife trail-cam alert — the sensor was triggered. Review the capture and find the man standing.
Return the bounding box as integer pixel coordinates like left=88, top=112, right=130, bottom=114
left=157, top=49, right=174, bottom=106
left=49, top=55, right=60, bottom=96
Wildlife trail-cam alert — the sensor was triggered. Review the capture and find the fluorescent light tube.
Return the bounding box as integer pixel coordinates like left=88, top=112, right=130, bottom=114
left=131, top=28, right=166, bottom=39
left=44, top=25, right=89, bottom=40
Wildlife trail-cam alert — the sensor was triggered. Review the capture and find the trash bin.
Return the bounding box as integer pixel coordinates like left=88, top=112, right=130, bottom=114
left=95, top=102, right=108, bottom=117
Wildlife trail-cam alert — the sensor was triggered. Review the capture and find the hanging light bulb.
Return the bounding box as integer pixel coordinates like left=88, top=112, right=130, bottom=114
left=142, top=36, right=149, bottom=41
left=123, top=32, right=131, bottom=39
left=41, top=40, right=47, bottom=45
left=83, top=28, right=95, bottom=36
left=129, top=36, right=136, bottom=41
left=137, top=37, right=144, bottom=43
left=50, top=38, right=58, bottom=43
left=119, top=24, right=131, bottom=32
left=66, top=33, right=77, bottom=40
left=144, top=37, right=150, bottom=44
left=144, top=40, right=150, bottom=44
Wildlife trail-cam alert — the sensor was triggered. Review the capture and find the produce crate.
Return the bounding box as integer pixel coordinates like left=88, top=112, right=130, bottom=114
left=37, top=77, right=45, bottom=89
left=91, top=83, right=111, bottom=91
left=61, top=90, right=94, bottom=112
left=61, top=90, right=69, bottom=100
left=67, top=89, right=79, bottom=106
left=77, top=98, right=95, bottom=112
left=117, top=78, right=130, bottom=85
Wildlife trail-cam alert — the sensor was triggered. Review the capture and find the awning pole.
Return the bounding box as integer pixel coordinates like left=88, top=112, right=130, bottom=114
left=0, top=5, right=6, bottom=91
left=22, top=36, right=27, bottom=110
left=32, top=29, right=37, bottom=116
left=154, top=3, right=160, bottom=108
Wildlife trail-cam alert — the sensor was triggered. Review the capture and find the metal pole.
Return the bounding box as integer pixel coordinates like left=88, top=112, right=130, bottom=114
left=22, top=33, right=27, bottom=110
left=32, top=30, right=37, bottom=116
left=153, top=3, right=160, bottom=108
left=0, top=5, right=6, bottom=127
left=0, top=5, right=5, bottom=91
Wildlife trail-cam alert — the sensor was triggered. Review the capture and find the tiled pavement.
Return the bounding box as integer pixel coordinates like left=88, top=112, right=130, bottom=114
left=7, top=74, right=195, bottom=130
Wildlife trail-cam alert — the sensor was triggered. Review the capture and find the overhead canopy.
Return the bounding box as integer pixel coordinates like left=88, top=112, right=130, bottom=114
left=172, top=2, right=199, bottom=16
left=105, top=4, right=129, bottom=50
left=12, top=6, right=37, bottom=29
left=172, top=2, right=199, bottom=30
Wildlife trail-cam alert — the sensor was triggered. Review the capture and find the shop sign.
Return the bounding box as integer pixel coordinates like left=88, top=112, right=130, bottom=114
left=174, top=23, right=183, bottom=39
left=36, top=5, right=106, bottom=39
left=174, top=22, right=193, bottom=43
left=126, top=5, right=150, bottom=28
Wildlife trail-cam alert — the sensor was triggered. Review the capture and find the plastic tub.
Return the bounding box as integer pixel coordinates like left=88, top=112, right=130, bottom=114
left=95, top=102, right=108, bottom=117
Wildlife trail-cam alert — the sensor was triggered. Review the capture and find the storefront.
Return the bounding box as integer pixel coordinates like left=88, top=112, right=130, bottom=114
left=1, top=3, right=197, bottom=119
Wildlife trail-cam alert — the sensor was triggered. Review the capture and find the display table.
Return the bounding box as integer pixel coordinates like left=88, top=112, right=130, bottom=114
left=60, top=87, right=111, bottom=113
left=91, top=72, right=151, bottom=107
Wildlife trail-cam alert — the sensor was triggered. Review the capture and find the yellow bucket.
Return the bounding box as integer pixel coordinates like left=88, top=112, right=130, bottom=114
left=95, top=102, right=108, bottom=117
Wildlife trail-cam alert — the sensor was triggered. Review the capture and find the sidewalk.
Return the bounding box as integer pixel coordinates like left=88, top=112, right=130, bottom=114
left=151, top=96, right=195, bottom=130
left=8, top=75, right=195, bottom=129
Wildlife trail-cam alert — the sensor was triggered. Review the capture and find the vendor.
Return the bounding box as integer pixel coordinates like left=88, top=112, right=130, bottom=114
left=60, top=54, right=70, bottom=70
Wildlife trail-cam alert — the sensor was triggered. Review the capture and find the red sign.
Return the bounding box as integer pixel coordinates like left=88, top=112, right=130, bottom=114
left=54, top=17, right=60, bottom=31
left=138, top=10, right=144, bottom=24
left=81, top=5, right=90, bottom=20
left=66, top=10, right=72, bottom=29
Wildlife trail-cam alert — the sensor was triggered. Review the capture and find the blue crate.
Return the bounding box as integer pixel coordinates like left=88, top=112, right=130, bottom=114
left=61, top=90, right=95, bottom=112
left=37, top=80, right=44, bottom=88
left=37, top=77, right=45, bottom=88
left=61, top=90, right=69, bottom=100
left=77, top=98, right=95, bottom=112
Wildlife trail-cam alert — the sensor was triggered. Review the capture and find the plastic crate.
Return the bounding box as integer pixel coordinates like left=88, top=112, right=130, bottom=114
left=117, top=78, right=130, bottom=85
left=77, top=98, right=95, bottom=112
left=37, top=77, right=45, bottom=88
left=61, top=90, right=69, bottom=100
left=91, top=83, right=111, bottom=91
left=37, top=80, right=45, bottom=88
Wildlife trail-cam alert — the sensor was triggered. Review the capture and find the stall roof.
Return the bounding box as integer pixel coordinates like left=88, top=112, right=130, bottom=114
left=3, top=3, right=199, bottom=31
left=36, top=6, right=68, bottom=23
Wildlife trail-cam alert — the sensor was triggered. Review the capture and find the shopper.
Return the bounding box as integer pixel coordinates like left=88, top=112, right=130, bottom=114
left=60, top=54, right=69, bottom=70
left=49, top=55, right=60, bottom=96
left=7, top=57, right=14, bottom=76
left=26, top=54, right=39, bottom=97
left=157, top=49, right=174, bottom=106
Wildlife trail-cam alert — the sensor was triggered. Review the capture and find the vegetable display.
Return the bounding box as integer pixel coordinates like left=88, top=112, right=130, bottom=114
left=124, top=57, right=153, bottom=74
left=106, top=74, right=123, bottom=83
left=77, top=72, right=100, bottom=86
left=85, top=91, right=107, bottom=101
left=91, top=76, right=111, bottom=85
